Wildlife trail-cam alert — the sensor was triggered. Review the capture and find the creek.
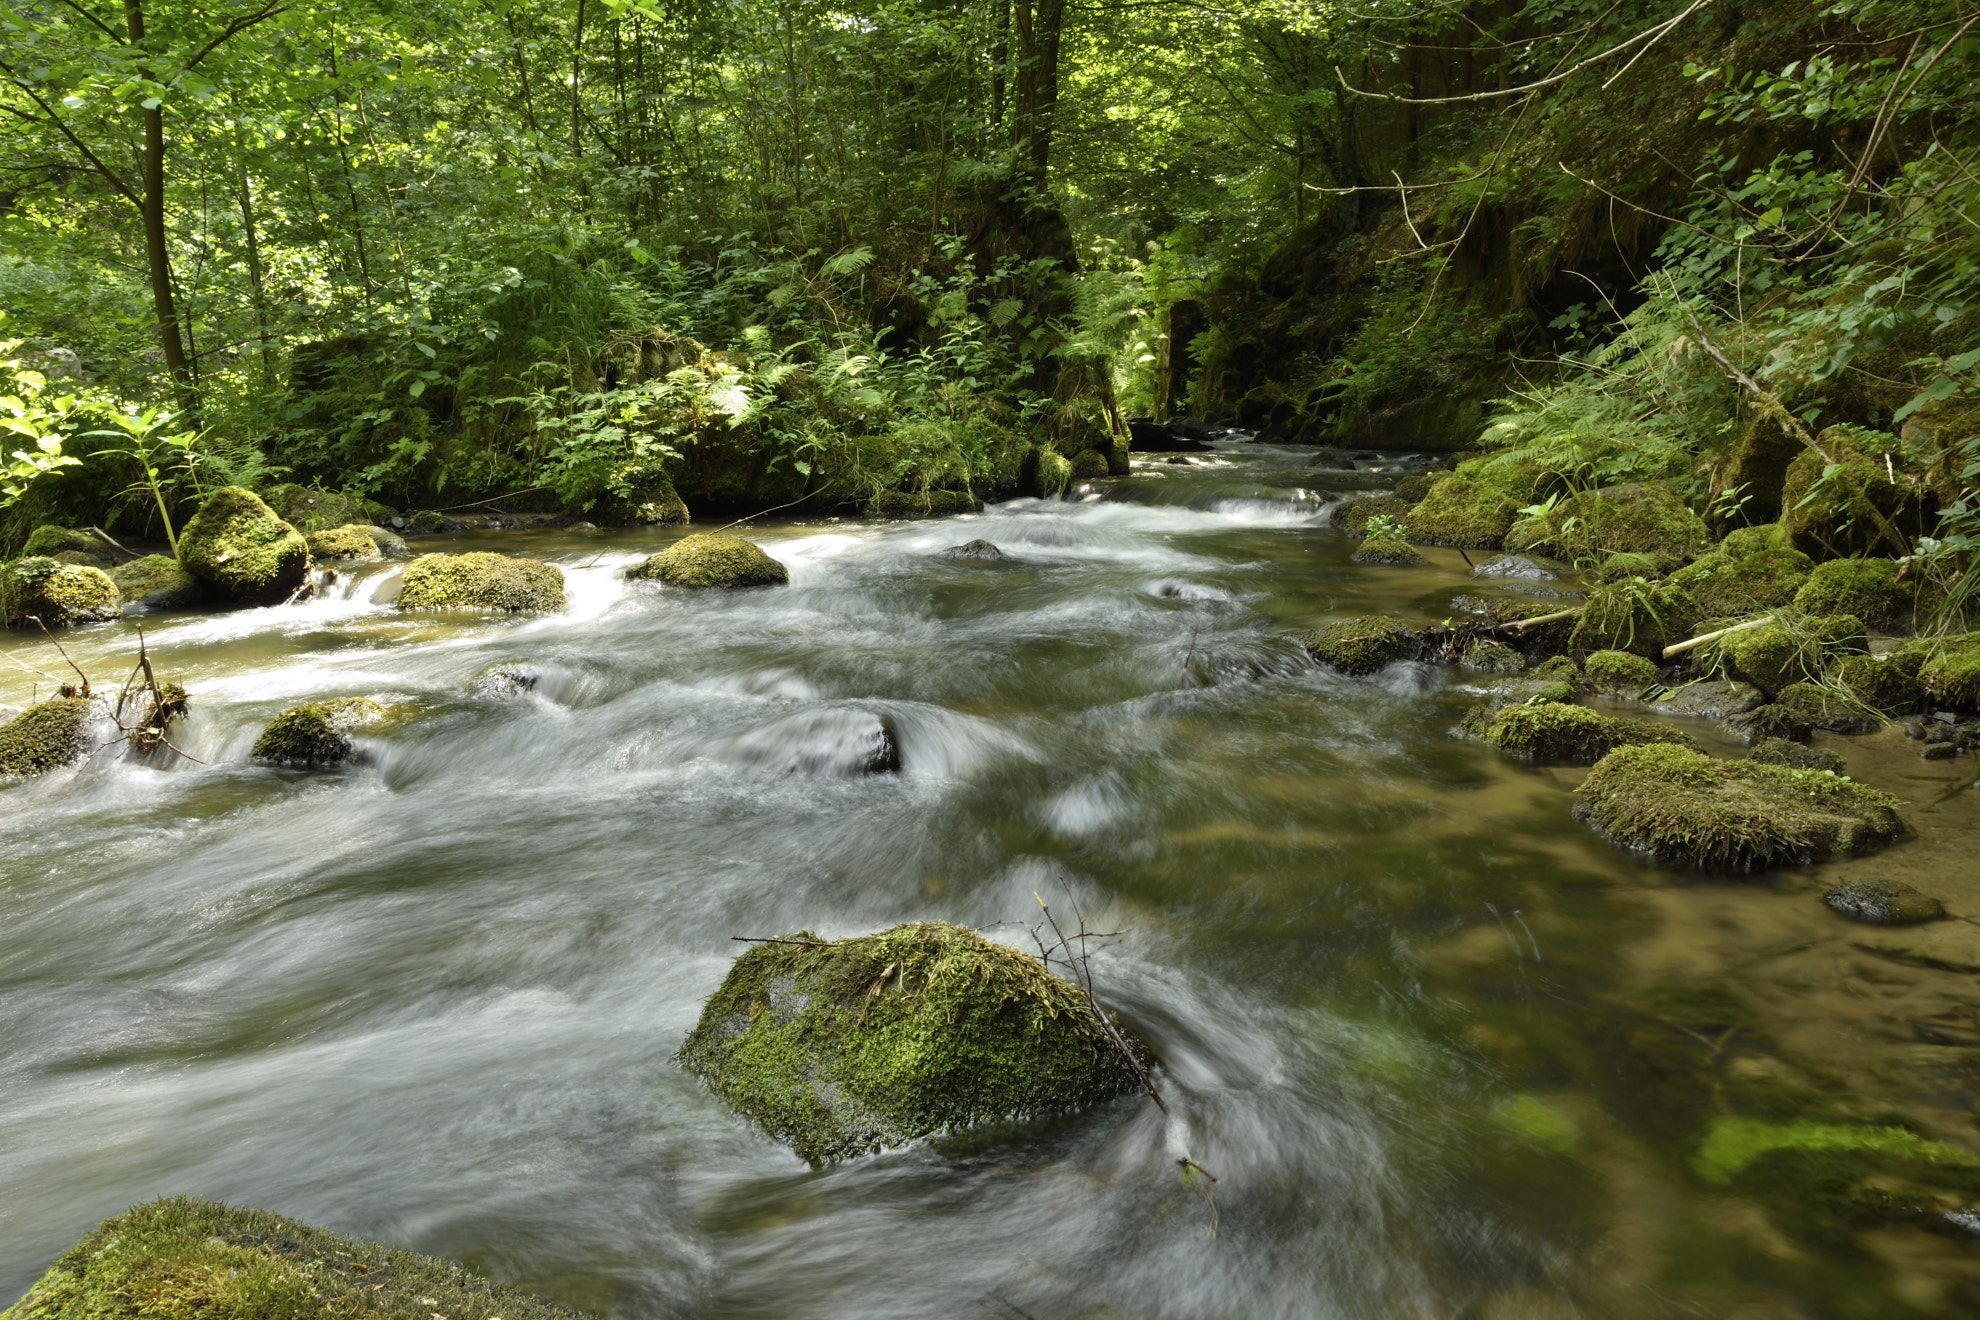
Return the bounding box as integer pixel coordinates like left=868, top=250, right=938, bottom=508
left=5, top=442, right=1980, bottom=1319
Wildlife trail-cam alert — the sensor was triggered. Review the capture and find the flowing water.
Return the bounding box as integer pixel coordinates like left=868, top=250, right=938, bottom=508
left=5, top=444, right=1980, bottom=1319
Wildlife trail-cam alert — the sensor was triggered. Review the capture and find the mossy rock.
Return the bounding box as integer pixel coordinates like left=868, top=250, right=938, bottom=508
left=595, top=462, right=691, bottom=526
left=1392, top=472, right=1436, bottom=503
left=177, top=487, right=310, bottom=605
left=1780, top=426, right=1927, bottom=559
left=1070, top=449, right=1111, bottom=479
left=1106, top=430, right=1132, bottom=475
left=868, top=489, right=982, bottom=520
left=1350, top=537, right=1427, bottom=566
left=1592, top=551, right=1661, bottom=583
left=1575, top=742, right=1905, bottom=869
left=1824, top=878, right=1945, bottom=925
left=250, top=697, right=389, bottom=766
left=1722, top=615, right=1866, bottom=696
left=1914, top=632, right=1980, bottom=709
left=305, top=524, right=383, bottom=561
left=1721, top=523, right=1793, bottom=558
left=20, top=525, right=115, bottom=566
left=468, top=660, right=541, bottom=698
left=405, top=509, right=446, bottom=534
left=258, top=483, right=371, bottom=533
left=108, top=554, right=199, bottom=610
left=0, top=697, right=94, bottom=781
left=1511, top=482, right=1709, bottom=566
left=1461, top=639, right=1526, bottom=674
left=367, top=526, right=411, bottom=559
left=1333, top=496, right=1410, bottom=535
left=1484, top=702, right=1699, bottom=762
left=1583, top=648, right=1659, bottom=695
left=1, top=1195, right=586, bottom=1320
left=1032, top=448, right=1074, bottom=497
left=1775, top=682, right=1880, bottom=735
left=1667, top=543, right=1812, bottom=618
left=1299, top=615, right=1420, bottom=675
left=1720, top=703, right=1814, bottom=744
left=676, top=921, right=1149, bottom=1163
left=398, top=552, right=566, bottom=611
left=2, top=557, right=119, bottom=627
left=1835, top=654, right=1925, bottom=716
left=1402, top=476, right=1520, bottom=548
left=1750, top=738, right=1846, bottom=773
left=1567, top=579, right=1696, bottom=659
left=628, top=534, right=787, bottom=589
left=1792, top=557, right=1921, bottom=635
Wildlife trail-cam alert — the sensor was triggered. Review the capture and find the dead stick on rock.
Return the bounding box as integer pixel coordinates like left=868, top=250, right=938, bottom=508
left=1662, top=615, right=1771, bottom=660
left=730, top=936, right=834, bottom=947
left=1496, top=608, right=1581, bottom=632
left=1034, top=892, right=1168, bottom=1116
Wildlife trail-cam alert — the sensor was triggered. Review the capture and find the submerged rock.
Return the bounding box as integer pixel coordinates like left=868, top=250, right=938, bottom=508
left=2, top=557, right=120, bottom=627
left=0, top=697, right=95, bottom=781
left=467, top=660, right=541, bottom=698
left=629, top=534, right=788, bottom=588
left=677, top=921, right=1149, bottom=1163
left=940, top=539, right=1004, bottom=561
left=398, top=552, right=565, bottom=611
left=177, top=486, right=310, bottom=605
left=1825, top=879, right=1945, bottom=926
left=717, top=708, right=900, bottom=776
left=251, top=698, right=388, bottom=767
left=1299, top=615, right=1420, bottom=675
left=109, top=554, right=200, bottom=611
left=1748, top=738, right=1845, bottom=773
left=1483, top=702, right=1699, bottom=762
left=1575, top=743, right=1905, bottom=868
left=5, top=1195, right=587, bottom=1320
left=1351, top=536, right=1427, bottom=566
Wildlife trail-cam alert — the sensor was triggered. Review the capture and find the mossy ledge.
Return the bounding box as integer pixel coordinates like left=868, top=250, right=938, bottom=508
left=397, top=552, right=565, bottom=611
left=676, top=921, right=1148, bottom=1164
left=1575, top=742, right=1905, bottom=870
left=628, top=534, right=788, bottom=588
left=0, top=1195, right=584, bottom=1320
left=1483, top=702, right=1699, bottom=763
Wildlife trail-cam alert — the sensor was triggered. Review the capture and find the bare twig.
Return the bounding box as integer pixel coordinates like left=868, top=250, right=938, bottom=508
left=1662, top=615, right=1771, bottom=659
left=730, top=935, right=834, bottom=947
left=1495, top=608, right=1581, bottom=632
left=1034, top=892, right=1168, bottom=1115
left=30, top=617, right=91, bottom=693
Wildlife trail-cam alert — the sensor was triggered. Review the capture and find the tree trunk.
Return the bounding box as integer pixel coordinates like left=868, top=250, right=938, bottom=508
left=123, top=0, right=196, bottom=419
left=1012, top=0, right=1064, bottom=176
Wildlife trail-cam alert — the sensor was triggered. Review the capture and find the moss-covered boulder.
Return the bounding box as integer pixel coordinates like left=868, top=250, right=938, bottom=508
left=0, top=697, right=94, bottom=781
left=1835, top=653, right=1925, bottom=715
left=1720, top=702, right=1815, bottom=744
left=178, top=486, right=310, bottom=605
left=1792, top=557, right=1921, bottom=634
left=20, top=524, right=116, bottom=567
left=1508, top=482, right=1710, bottom=565
left=258, top=483, right=371, bottom=533
left=304, top=524, right=384, bottom=561
left=596, top=462, right=691, bottom=526
left=1666, top=537, right=1812, bottom=619
left=2, top=557, right=119, bottom=627
left=1592, top=550, right=1661, bottom=583
left=1070, top=449, right=1111, bottom=479
left=251, top=697, right=389, bottom=766
left=1722, top=615, right=1866, bottom=695
left=676, top=921, right=1149, bottom=1163
left=628, top=534, right=787, bottom=589
left=1567, top=579, right=1696, bottom=659
left=1334, top=495, right=1411, bottom=535
left=1915, top=632, right=1980, bottom=709
left=108, top=554, right=199, bottom=610
left=398, top=552, right=566, bottom=611
left=1750, top=738, right=1846, bottom=773
left=1575, top=742, right=1904, bottom=868
left=1027, top=447, right=1074, bottom=497
left=467, top=660, right=541, bottom=698
left=1351, top=537, right=1428, bottom=566
left=1775, top=682, right=1880, bottom=735
left=368, top=526, right=411, bottom=559
left=1461, top=639, right=1526, bottom=674
left=1299, top=615, right=1420, bottom=675
left=1780, top=426, right=1926, bottom=559
left=1403, top=476, right=1522, bottom=548
left=1392, top=472, right=1437, bottom=503
left=2, top=1195, right=585, bottom=1320
left=1583, top=648, right=1658, bottom=695
left=1483, top=702, right=1699, bottom=762
left=1824, top=879, right=1945, bottom=926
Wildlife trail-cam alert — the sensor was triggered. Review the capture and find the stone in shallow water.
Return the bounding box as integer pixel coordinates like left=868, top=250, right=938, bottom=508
left=1748, top=738, right=1845, bottom=773
left=1471, top=554, right=1557, bottom=581
left=468, top=660, right=540, bottom=698
left=716, top=708, right=900, bottom=776
left=940, top=539, right=1004, bottom=561
left=1825, top=879, right=1945, bottom=926
left=1646, top=679, right=1765, bottom=721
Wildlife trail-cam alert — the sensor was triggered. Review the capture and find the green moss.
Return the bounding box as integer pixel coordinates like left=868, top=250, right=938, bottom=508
left=867, top=489, right=982, bottom=520
left=1835, top=654, right=1925, bottom=715
left=405, top=510, right=445, bottom=534
left=1576, top=742, right=1905, bottom=869
left=1460, top=639, right=1525, bottom=673
left=1402, top=476, right=1520, bottom=548
left=109, top=554, right=199, bottom=609
left=1349, top=537, right=1427, bottom=566
left=1780, top=426, right=1924, bottom=558
left=628, top=534, right=787, bottom=588
left=1775, top=682, right=1880, bottom=734
left=594, top=461, right=691, bottom=525
left=676, top=921, right=1147, bottom=1163
left=1070, top=449, right=1111, bottom=479
left=1583, top=648, right=1658, bottom=695
left=1793, top=558, right=1921, bottom=635
left=1484, top=702, right=1699, bottom=762
left=257, top=484, right=369, bottom=533
left=0, top=1194, right=585, bottom=1320
left=1722, top=615, right=1866, bottom=695
left=251, top=698, right=388, bottom=766
left=177, top=487, right=310, bottom=604
left=305, top=524, right=383, bottom=561
left=1298, top=615, right=1420, bottom=674
left=1489, top=1094, right=1581, bottom=1154
left=1748, top=738, right=1845, bottom=773
left=1667, top=544, right=1812, bottom=618
left=1507, top=482, right=1709, bottom=565
left=1721, top=523, right=1792, bottom=558
left=0, top=698, right=93, bottom=781
left=20, top=525, right=112, bottom=565
left=1567, top=579, right=1696, bottom=658
left=1392, top=472, right=1436, bottom=503
left=1034, top=448, right=1074, bottom=498
left=1334, top=496, right=1411, bottom=535
left=1916, top=632, right=1980, bottom=708
left=1691, top=1117, right=1974, bottom=1186
left=1592, top=551, right=1660, bottom=583
left=2, top=557, right=119, bottom=627
left=398, top=552, right=565, bottom=611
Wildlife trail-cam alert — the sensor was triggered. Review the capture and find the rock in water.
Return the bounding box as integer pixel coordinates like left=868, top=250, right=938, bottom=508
left=1470, top=554, right=1558, bottom=581
left=109, top=554, right=200, bottom=611
left=468, top=660, right=541, bottom=698
left=251, top=698, right=389, bottom=766
left=0, top=697, right=95, bottom=781
left=1350, top=537, right=1428, bottom=567
left=304, top=524, right=385, bottom=561
left=397, top=552, right=565, bottom=611
left=1825, top=879, right=1945, bottom=926
left=940, top=539, right=1004, bottom=561
left=177, top=486, right=310, bottom=605
left=717, top=708, right=901, bottom=775
left=628, top=534, right=788, bottom=588
left=677, top=922, right=1149, bottom=1163
left=1483, top=703, right=1699, bottom=762
left=1747, top=738, right=1845, bottom=773
left=2, top=557, right=119, bottom=627
left=1299, top=615, right=1420, bottom=675
left=1575, top=743, right=1905, bottom=869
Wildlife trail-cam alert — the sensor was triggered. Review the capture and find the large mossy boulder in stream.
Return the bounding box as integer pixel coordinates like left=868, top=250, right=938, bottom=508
left=1575, top=742, right=1905, bottom=868
left=1792, top=557, right=1923, bottom=635
left=629, top=534, right=787, bottom=588
left=251, top=698, right=389, bottom=767
left=1507, top=482, right=1710, bottom=566
left=1402, top=476, right=1523, bottom=548
left=1483, top=702, right=1699, bottom=762
left=1299, top=615, right=1421, bottom=674
left=1, top=1195, right=586, bottom=1320
left=305, top=523, right=385, bottom=561
left=0, top=697, right=95, bottom=782
left=398, top=552, right=565, bottom=611
left=2, top=557, right=119, bottom=627
left=677, top=921, right=1149, bottom=1163
left=108, top=554, right=199, bottom=611
left=177, top=487, right=310, bottom=605
left=1665, top=530, right=1812, bottom=619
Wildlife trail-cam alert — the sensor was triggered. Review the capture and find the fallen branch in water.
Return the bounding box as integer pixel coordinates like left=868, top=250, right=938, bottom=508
left=1033, top=892, right=1169, bottom=1116
left=1662, top=615, right=1772, bottom=660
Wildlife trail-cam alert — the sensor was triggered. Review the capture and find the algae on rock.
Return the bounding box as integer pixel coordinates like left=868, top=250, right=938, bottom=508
left=1299, top=615, right=1420, bottom=674
left=398, top=552, right=566, bottom=611
left=0, top=697, right=95, bottom=781
left=177, top=486, right=310, bottom=604
left=1402, top=475, right=1523, bottom=548
left=1484, top=702, right=1699, bottom=762
left=1575, top=742, right=1904, bottom=868
left=2, top=557, right=119, bottom=627
left=629, top=534, right=788, bottom=588
left=1, top=1195, right=585, bottom=1320
left=676, top=921, right=1148, bottom=1163
left=251, top=697, right=389, bottom=766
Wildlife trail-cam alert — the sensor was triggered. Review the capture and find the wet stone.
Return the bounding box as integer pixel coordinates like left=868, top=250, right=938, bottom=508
left=468, top=661, right=540, bottom=699
left=1450, top=594, right=1495, bottom=617
left=1825, top=879, right=1946, bottom=926
left=1748, top=738, right=1845, bottom=773
left=1471, top=554, right=1557, bottom=581
left=717, top=708, right=900, bottom=776
left=1645, top=680, right=1764, bottom=721
left=940, top=539, right=1004, bottom=561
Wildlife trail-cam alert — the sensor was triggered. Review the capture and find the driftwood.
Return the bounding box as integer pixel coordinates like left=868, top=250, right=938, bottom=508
left=1661, top=615, right=1771, bottom=660
left=1495, top=607, right=1581, bottom=633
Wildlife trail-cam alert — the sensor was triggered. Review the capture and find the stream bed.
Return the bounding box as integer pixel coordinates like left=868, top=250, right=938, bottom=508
left=5, top=442, right=1980, bottom=1319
